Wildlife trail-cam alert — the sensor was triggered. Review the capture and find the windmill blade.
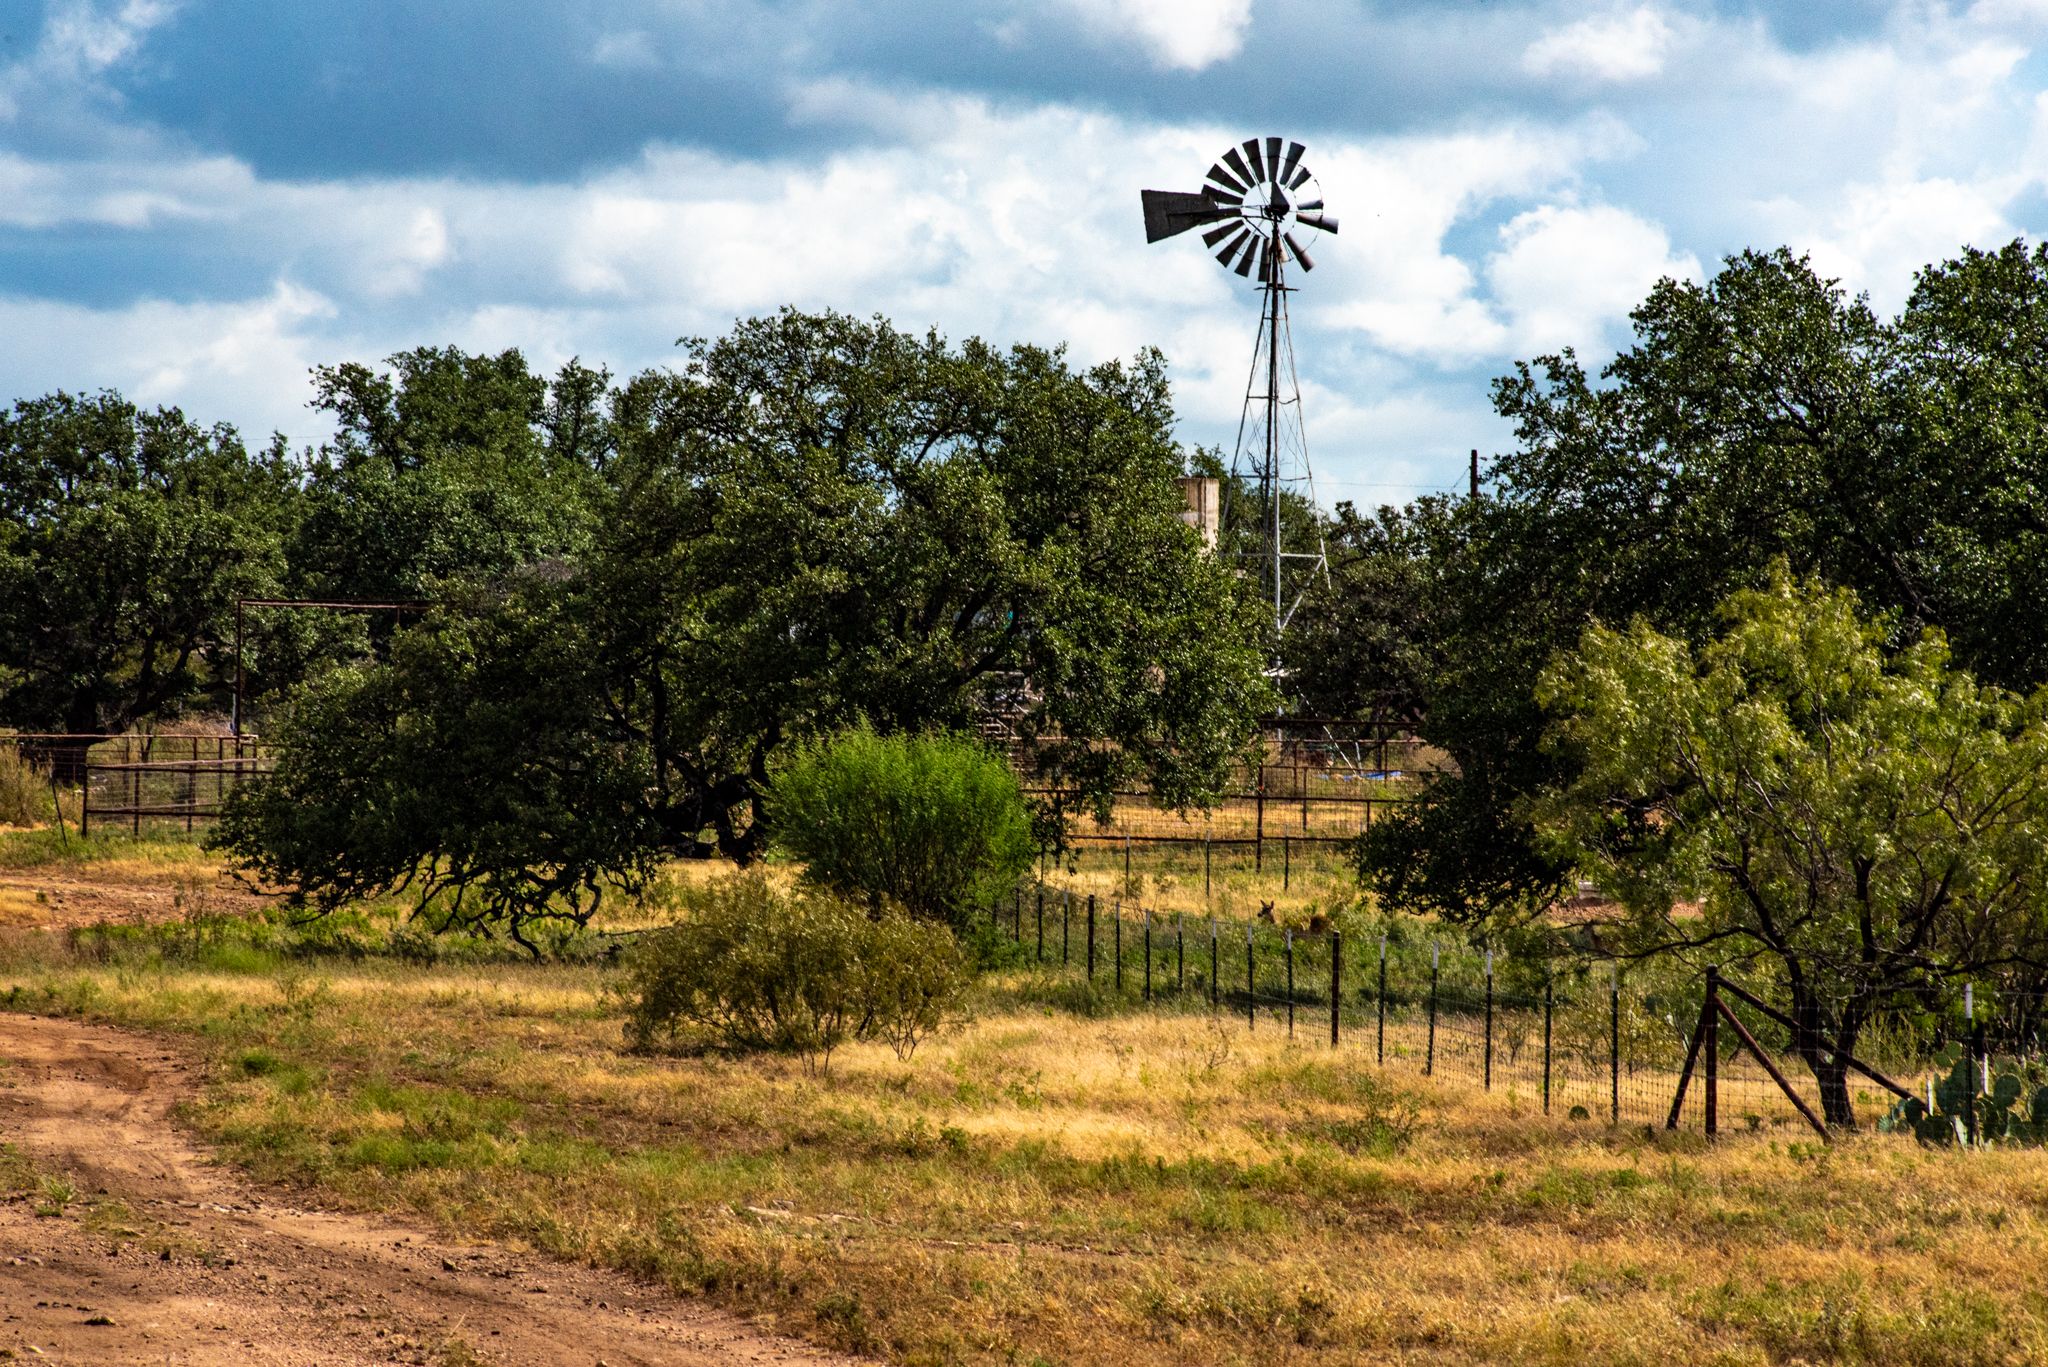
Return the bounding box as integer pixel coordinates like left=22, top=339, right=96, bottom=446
left=1287, top=164, right=1313, bottom=191
left=1285, top=232, right=1315, bottom=272
left=1278, top=141, right=1306, bottom=187
left=1293, top=198, right=1324, bottom=213
left=1296, top=211, right=1339, bottom=235
left=1258, top=238, right=1275, bottom=282
left=1201, top=221, right=1243, bottom=248
left=1202, top=183, right=1243, bottom=207
left=1221, top=146, right=1255, bottom=187
left=1214, top=227, right=1251, bottom=269
left=1140, top=189, right=1238, bottom=242
left=1233, top=238, right=1258, bottom=276
left=1206, top=161, right=1246, bottom=196
left=1242, top=138, right=1266, bottom=184
left=1264, top=137, right=1283, bottom=178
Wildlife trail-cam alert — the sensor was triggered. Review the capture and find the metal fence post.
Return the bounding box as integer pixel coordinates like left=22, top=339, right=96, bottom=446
left=1704, top=965, right=1720, bottom=1139
left=1143, top=916, right=1153, bottom=1003
left=1377, top=935, right=1387, bottom=1065
left=1210, top=920, right=1219, bottom=1009
left=1036, top=887, right=1044, bottom=962
left=1286, top=929, right=1296, bottom=1040
left=1115, top=905, right=1123, bottom=991
left=1176, top=914, right=1185, bottom=992
left=1255, top=782, right=1265, bottom=873
left=1610, top=968, right=1621, bottom=1126
left=1426, top=943, right=1438, bottom=1077
left=1246, top=926, right=1256, bottom=1030
left=1283, top=835, right=1291, bottom=891
left=1330, top=931, right=1341, bottom=1049
left=1204, top=836, right=1212, bottom=900
left=1062, top=889, right=1069, bottom=966
left=1484, top=950, right=1495, bottom=1090
left=1542, top=978, right=1553, bottom=1115
left=1086, top=895, right=1096, bottom=980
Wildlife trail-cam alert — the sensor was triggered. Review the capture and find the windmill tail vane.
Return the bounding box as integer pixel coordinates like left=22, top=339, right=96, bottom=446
left=1140, top=137, right=1336, bottom=639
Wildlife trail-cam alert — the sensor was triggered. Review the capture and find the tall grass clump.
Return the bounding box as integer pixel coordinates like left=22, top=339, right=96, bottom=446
left=621, top=871, right=968, bottom=1072
left=0, top=746, right=62, bottom=828
left=767, top=724, right=1033, bottom=925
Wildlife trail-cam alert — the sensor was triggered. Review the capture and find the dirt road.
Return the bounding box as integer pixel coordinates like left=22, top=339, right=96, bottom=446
left=0, top=1012, right=861, bottom=1366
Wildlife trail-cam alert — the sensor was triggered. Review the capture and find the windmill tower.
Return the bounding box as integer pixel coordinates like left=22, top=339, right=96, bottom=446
left=1142, top=137, right=1337, bottom=636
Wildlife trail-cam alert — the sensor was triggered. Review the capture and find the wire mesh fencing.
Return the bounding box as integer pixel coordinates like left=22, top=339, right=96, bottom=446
left=979, top=879, right=2045, bottom=1137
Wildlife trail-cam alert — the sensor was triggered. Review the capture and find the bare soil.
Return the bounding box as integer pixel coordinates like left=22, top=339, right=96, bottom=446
left=0, top=869, right=270, bottom=932
left=0, top=1012, right=862, bottom=1366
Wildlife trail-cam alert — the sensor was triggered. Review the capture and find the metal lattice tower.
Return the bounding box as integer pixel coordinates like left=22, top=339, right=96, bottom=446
left=1142, top=136, right=1336, bottom=635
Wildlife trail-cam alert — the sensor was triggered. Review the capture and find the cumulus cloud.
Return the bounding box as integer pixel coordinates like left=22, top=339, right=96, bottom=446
left=1486, top=204, right=1700, bottom=352
left=1056, top=0, right=1253, bottom=71
left=1522, top=5, right=1678, bottom=82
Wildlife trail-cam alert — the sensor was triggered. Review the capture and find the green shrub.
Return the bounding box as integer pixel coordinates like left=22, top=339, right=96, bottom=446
left=766, top=725, right=1033, bottom=925
left=621, top=872, right=968, bottom=1071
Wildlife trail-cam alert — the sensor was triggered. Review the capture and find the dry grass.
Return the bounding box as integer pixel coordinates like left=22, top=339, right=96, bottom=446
left=4, top=921, right=2048, bottom=1366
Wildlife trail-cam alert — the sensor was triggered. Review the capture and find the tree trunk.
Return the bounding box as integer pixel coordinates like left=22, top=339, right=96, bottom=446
left=1812, top=1052, right=1857, bottom=1129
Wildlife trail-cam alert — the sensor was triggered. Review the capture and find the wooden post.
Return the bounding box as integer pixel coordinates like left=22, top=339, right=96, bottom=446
left=1035, top=888, right=1044, bottom=962
left=1176, top=914, right=1185, bottom=992
left=1204, top=836, right=1212, bottom=900
left=1282, top=835, right=1290, bottom=891
left=1115, top=905, right=1123, bottom=991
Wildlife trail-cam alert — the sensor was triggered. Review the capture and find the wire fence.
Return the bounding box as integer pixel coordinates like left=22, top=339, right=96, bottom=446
left=983, top=880, right=2048, bottom=1138
left=0, top=732, right=272, bottom=836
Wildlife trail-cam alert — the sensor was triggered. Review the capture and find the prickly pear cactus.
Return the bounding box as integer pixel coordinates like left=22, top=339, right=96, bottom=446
left=1880, top=1048, right=2048, bottom=1147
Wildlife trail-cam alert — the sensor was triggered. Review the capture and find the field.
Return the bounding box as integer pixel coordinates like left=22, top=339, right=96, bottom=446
left=3, top=834, right=2048, bottom=1365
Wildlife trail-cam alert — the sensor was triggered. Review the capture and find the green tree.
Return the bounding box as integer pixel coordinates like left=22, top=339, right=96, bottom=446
left=1532, top=567, right=2048, bottom=1126
left=1324, top=243, right=2048, bottom=924
left=244, top=347, right=607, bottom=716
left=218, top=311, right=1274, bottom=940
left=767, top=725, right=1034, bottom=924
left=0, top=391, right=294, bottom=773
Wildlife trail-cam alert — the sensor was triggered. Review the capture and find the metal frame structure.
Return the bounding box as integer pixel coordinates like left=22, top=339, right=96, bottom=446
left=1141, top=136, right=1338, bottom=636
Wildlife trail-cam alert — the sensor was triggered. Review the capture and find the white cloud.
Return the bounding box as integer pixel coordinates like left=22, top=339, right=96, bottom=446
left=0, top=282, right=336, bottom=442
left=1486, top=203, right=1700, bottom=352
left=1056, top=0, right=1253, bottom=71
left=1522, top=5, right=1677, bottom=82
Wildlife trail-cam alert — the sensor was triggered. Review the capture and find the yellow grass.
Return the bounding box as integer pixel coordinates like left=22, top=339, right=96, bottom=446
left=4, top=923, right=2048, bottom=1366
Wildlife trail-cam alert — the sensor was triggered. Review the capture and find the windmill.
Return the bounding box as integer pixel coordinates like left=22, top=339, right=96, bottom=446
left=1141, top=137, right=1336, bottom=636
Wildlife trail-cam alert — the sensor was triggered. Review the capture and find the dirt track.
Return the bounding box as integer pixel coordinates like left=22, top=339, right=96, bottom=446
left=0, top=1012, right=860, bottom=1366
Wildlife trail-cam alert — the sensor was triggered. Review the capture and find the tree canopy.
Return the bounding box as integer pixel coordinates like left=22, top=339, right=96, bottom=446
left=1302, top=241, right=2048, bottom=927
left=215, top=310, right=1274, bottom=946
left=0, top=391, right=295, bottom=769
left=1533, top=567, right=2048, bottom=1126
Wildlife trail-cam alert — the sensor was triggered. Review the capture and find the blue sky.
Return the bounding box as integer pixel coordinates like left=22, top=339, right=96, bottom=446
left=2, top=1, right=2045, bottom=505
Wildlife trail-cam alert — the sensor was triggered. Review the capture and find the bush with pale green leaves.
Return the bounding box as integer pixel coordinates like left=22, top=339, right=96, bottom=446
left=767, top=725, right=1034, bottom=926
